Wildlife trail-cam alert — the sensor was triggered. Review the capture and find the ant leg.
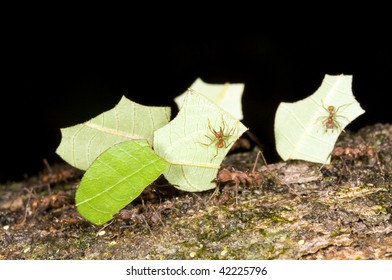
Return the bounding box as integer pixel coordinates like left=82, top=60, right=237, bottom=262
left=210, top=146, right=219, bottom=161
left=197, top=137, right=216, bottom=147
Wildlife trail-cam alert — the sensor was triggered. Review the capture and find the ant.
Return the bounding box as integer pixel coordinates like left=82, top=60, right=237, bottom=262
left=332, top=145, right=367, bottom=159
left=33, top=193, right=69, bottom=215
left=27, top=189, right=69, bottom=213
left=318, top=100, right=351, bottom=133
left=213, top=150, right=273, bottom=204
left=118, top=201, right=175, bottom=233
left=40, top=169, right=75, bottom=185
left=332, top=136, right=383, bottom=171
left=40, top=158, right=77, bottom=185
left=19, top=188, right=69, bottom=224
left=198, top=115, right=236, bottom=161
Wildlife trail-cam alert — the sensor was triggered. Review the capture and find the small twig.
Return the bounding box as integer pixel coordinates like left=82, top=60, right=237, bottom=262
left=96, top=220, right=115, bottom=236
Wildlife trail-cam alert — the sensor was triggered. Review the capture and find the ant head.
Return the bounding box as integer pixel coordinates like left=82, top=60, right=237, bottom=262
left=327, top=105, right=335, bottom=111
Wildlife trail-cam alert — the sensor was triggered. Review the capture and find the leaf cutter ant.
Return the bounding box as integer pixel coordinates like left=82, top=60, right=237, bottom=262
left=213, top=150, right=276, bottom=204
left=198, top=115, right=236, bottom=161
left=318, top=100, right=351, bottom=133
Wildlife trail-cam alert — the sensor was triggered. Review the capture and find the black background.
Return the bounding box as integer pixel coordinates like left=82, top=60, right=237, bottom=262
left=2, top=31, right=391, bottom=183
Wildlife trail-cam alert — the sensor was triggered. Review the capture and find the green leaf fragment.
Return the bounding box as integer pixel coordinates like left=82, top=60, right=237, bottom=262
left=174, top=77, right=245, bottom=120
left=274, top=74, right=365, bottom=164
left=56, top=95, right=171, bottom=170
left=154, top=91, right=248, bottom=192
left=76, top=140, right=169, bottom=225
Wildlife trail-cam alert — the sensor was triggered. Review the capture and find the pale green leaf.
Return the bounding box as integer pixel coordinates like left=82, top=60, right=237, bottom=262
left=274, top=74, right=365, bottom=164
left=174, top=77, right=245, bottom=120
left=56, top=96, right=171, bottom=170
left=76, top=140, right=169, bottom=225
left=154, top=91, right=248, bottom=192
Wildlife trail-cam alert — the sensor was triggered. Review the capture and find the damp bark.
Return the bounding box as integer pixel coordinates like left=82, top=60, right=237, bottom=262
left=1, top=123, right=391, bottom=260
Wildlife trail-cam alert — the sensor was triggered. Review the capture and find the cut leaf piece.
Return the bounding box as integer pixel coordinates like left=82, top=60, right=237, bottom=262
left=76, top=140, right=169, bottom=225
left=174, top=77, right=245, bottom=120
left=274, top=74, right=365, bottom=164
left=154, top=91, right=248, bottom=192
left=56, top=96, right=171, bottom=170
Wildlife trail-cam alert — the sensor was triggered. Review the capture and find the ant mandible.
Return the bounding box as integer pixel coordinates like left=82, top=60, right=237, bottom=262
left=198, top=115, right=236, bottom=161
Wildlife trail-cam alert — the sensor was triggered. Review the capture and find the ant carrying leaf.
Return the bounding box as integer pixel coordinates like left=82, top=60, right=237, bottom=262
left=275, top=75, right=365, bottom=164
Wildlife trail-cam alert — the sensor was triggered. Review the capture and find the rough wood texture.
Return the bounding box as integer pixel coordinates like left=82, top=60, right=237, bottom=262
left=1, top=123, right=391, bottom=260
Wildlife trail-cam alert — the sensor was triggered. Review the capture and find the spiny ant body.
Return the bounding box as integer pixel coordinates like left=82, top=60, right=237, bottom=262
left=216, top=167, right=263, bottom=189
left=118, top=201, right=175, bottom=231
left=30, top=192, right=69, bottom=212
left=213, top=150, right=274, bottom=204
left=332, top=145, right=374, bottom=159
left=198, top=116, right=235, bottom=161
left=319, top=100, right=350, bottom=133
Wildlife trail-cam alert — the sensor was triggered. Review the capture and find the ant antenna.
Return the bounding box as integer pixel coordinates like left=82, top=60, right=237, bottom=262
left=252, top=150, right=271, bottom=174
left=245, top=130, right=263, bottom=150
